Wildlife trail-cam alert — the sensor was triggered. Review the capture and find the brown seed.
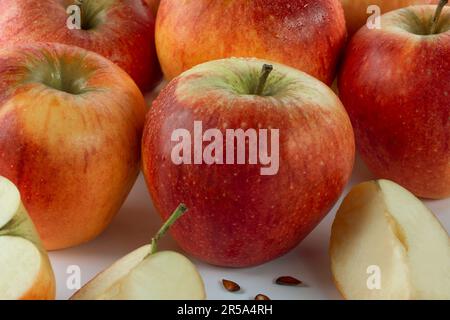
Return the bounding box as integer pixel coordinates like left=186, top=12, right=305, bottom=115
left=275, top=276, right=302, bottom=286
left=222, top=279, right=240, bottom=292
left=255, top=294, right=271, bottom=300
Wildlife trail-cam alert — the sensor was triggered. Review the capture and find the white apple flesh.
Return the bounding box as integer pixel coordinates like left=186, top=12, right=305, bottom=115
left=330, top=180, right=450, bottom=300
left=71, top=246, right=205, bottom=300
left=0, top=177, right=55, bottom=300
left=71, top=205, right=206, bottom=300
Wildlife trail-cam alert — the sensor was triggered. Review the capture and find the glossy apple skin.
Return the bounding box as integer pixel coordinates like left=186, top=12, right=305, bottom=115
left=0, top=43, right=147, bottom=250
left=339, top=6, right=450, bottom=199
left=0, top=0, right=160, bottom=92
left=156, top=0, right=347, bottom=85
left=341, top=0, right=437, bottom=35
left=142, top=58, right=355, bottom=267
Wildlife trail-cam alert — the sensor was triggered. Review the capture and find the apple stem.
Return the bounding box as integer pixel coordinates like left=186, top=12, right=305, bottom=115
left=430, top=0, right=448, bottom=35
left=255, top=64, right=273, bottom=96
left=149, top=203, right=188, bottom=255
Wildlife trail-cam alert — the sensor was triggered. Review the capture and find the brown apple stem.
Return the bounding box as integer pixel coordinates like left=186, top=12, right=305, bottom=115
left=430, top=0, right=448, bottom=34
left=149, top=203, right=188, bottom=255
left=255, top=64, right=273, bottom=96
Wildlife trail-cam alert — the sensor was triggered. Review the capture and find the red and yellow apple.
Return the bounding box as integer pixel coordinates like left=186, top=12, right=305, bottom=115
left=341, top=0, right=438, bottom=35
left=0, top=0, right=160, bottom=92
left=156, top=0, right=347, bottom=85
left=338, top=3, right=450, bottom=199
left=0, top=42, right=147, bottom=250
left=142, top=58, right=355, bottom=267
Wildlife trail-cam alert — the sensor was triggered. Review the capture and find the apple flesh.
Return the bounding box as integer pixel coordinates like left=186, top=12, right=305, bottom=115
left=0, top=176, right=55, bottom=300
left=330, top=180, right=450, bottom=300
left=142, top=58, right=355, bottom=267
left=0, top=0, right=160, bottom=92
left=340, top=0, right=438, bottom=35
left=338, top=4, right=450, bottom=199
left=156, top=0, right=347, bottom=85
left=0, top=42, right=147, bottom=250
left=71, top=245, right=205, bottom=300
left=71, top=204, right=206, bottom=300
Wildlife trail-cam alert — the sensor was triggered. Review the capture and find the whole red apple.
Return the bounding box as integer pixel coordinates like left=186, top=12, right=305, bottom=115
left=0, top=0, right=160, bottom=92
left=0, top=42, right=147, bottom=250
left=142, top=58, right=355, bottom=267
left=156, top=0, right=347, bottom=86
left=339, top=3, right=450, bottom=199
left=341, top=0, right=438, bottom=35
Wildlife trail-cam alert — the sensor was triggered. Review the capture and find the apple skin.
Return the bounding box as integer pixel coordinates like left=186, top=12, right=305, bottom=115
left=338, top=5, right=450, bottom=199
left=156, top=0, right=347, bottom=85
left=142, top=58, right=355, bottom=267
left=340, top=0, right=438, bottom=35
left=0, top=0, right=161, bottom=92
left=0, top=42, right=147, bottom=250
left=145, top=0, right=160, bottom=17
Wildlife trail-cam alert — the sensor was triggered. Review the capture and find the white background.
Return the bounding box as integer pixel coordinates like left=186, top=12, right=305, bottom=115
left=49, top=156, right=450, bottom=300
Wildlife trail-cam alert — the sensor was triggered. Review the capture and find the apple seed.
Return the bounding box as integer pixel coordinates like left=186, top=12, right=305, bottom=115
left=222, top=279, right=240, bottom=292
left=275, top=276, right=302, bottom=286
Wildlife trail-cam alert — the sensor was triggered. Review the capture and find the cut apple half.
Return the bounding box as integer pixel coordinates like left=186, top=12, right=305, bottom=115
left=330, top=180, right=450, bottom=300
left=0, top=176, right=55, bottom=300
left=71, top=204, right=206, bottom=300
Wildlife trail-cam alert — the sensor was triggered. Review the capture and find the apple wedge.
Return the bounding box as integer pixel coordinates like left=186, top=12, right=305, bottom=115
left=0, top=176, right=55, bottom=300
left=330, top=180, right=450, bottom=300
left=71, top=204, right=206, bottom=300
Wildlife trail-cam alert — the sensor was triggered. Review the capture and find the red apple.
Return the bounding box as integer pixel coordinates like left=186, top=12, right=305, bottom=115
left=0, top=42, right=147, bottom=250
left=338, top=3, right=450, bottom=199
left=0, top=0, right=160, bottom=92
left=142, top=58, right=355, bottom=267
left=341, top=0, right=438, bottom=36
left=155, top=0, right=347, bottom=86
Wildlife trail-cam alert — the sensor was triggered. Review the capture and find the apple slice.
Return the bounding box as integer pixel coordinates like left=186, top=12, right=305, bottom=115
left=71, top=204, right=206, bottom=300
left=0, top=176, right=55, bottom=300
left=330, top=180, right=450, bottom=300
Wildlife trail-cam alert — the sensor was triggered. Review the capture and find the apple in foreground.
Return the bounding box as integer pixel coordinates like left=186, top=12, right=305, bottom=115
left=338, top=3, right=450, bottom=199
left=330, top=180, right=450, bottom=300
left=142, top=58, right=355, bottom=267
left=71, top=204, right=206, bottom=300
left=0, top=42, right=147, bottom=250
left=156, top=0, right=347, bottom=85
left=340, top=0, right=438, bottom=35
left=0, top=0, right=160, bottom=92
left=0, top=177, right=55, bottom=300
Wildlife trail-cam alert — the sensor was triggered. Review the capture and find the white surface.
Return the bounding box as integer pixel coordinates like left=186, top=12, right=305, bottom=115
left=49, top=156, right=450, bottom=300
